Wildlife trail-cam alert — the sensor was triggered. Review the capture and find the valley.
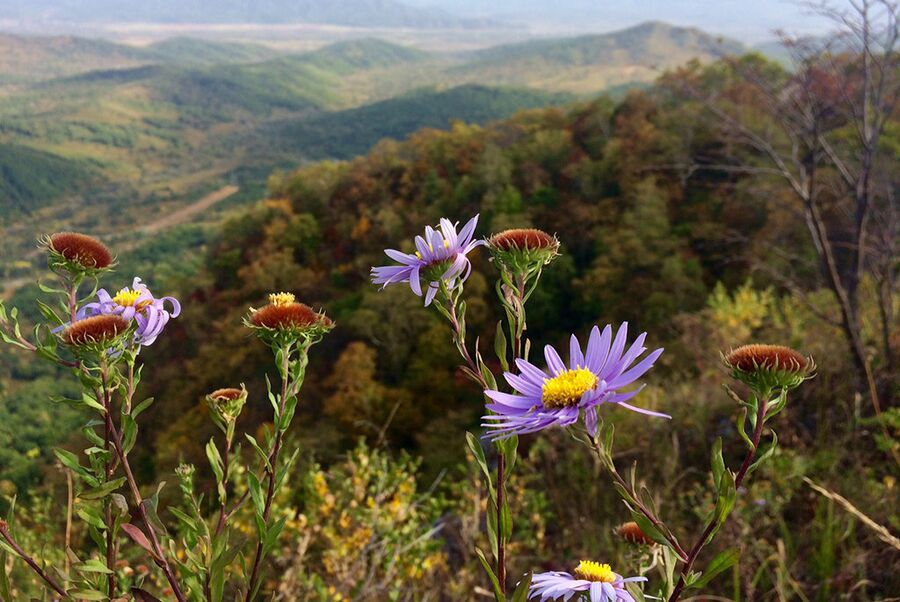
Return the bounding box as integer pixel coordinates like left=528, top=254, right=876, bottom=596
left=0, top=22, right=755, bottom=297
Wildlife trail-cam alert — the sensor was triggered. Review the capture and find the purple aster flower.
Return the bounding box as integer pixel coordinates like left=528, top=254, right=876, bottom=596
left=79, top=277, right=180, bottom=347
left=530, top=561, right=646, bottom=602
left=371, top=215, right=483, bottom=306
left=482, top=322, right=667, bottom=440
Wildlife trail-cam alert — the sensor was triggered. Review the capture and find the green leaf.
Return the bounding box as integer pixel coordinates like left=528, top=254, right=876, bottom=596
left=121, top=414, right=138, bottom=455
left=466, top=432, right=494, bottom=496
left=74, top=559, right=114, bottom=574
left=497, top=435, right=518, bottom=475
left=132, top=397, right=155, bottom=418
left=494, top=321, right=509, bottom=372
left=53, top=448, right=99, bottom=487
left=81, top=392, right=106, bottom=413
left=80, top=477, right=126, bottom=500
left=749, top=431, right=778, bottom=474
left=244, top=434, right=272, bottom=472
left=510, top=572, right=532, bottom=602
left=77, top=507, right=107, bottom=530
left=711, top=437, right=725, bottom=488
left=715, top=470, right=736, bottom=524
left=690, top=548, right=739, bottom=590
left=475, top=547, right=504, bottom=602
left=629, top=511, right=670, bottom=548
left=486, top=499, right=499, bottom=562
left=247, top=472, right=264, bottom=517
left=206, top=439, right=226, bottom=503
left=500, top=496, right=512, bottom=544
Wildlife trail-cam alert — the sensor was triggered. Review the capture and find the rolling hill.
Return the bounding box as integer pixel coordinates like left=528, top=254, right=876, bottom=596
left=145, top=37, right=279, bottom=66
left=451, top=21, right=745, bottom=92
left=265, top=84, right=571, bottom=159
left=0, top=33, right=150, bottom=83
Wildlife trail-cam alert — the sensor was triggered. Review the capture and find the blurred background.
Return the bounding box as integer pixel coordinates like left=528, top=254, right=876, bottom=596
left=0, top=0, right=897, bottom=599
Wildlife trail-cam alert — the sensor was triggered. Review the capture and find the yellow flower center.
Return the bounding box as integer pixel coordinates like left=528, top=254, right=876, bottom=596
left=269, top=292, right=296, bottom=306
left=113, top=288, right=150, bottom=309
left=574, top=560, right=616, bottom=583
left=541, top=368, right=598, bottom=409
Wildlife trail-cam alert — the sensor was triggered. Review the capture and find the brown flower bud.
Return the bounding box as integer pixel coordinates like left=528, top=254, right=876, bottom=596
left=616, top=521, right=655, bottom=546
left=47, top=232, right=113, bottom=270
left=63, top=315, right=130, bottom=347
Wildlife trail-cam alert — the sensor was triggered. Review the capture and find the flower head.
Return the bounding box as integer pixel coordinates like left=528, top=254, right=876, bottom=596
left=488, top=228, right=559, bottom=275
left=723, top=344, right=814, bottom=393
left=207, top=385, right=248, bottom=424
left=79, top=277, right=180, bottom=347
left=44, top=232, right=114, bottom=275
left=371, top=215, right=483, bottom=306
left=245, top=293, right=333, bottom=346
left=63, top=315, right=130, bottom=349
left=530, top=561, right=645, bottom=602
left=482, top=323, right=666, bottom=440
left=616, top=522, right=655, bottom=546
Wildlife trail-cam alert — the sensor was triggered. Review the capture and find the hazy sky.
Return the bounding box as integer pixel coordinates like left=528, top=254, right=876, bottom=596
left=412, top=0, right=838, bottom=43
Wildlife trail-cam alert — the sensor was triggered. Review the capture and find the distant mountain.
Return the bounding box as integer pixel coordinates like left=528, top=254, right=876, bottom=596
left=0, top=0, right=494, bottom=29
left=0, top=33, right=149, bottom=83
left=450, top=21, right=746, bottom=93
left=0, top=34, right=285, bottom=83
left=265, top=84, right=571, bottom=159
left=146, top=37, right=279, bottom=66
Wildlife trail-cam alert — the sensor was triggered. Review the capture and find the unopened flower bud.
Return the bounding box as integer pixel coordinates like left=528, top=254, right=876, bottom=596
left=206, top=385, right=248, bottom=425
left=487, top=228, right=560, bottom=276
left=63, top=315, right=130, bottom=350
left=616, top=521, right=655, bottom=546
left=723, top=344, right=814, bottom=394
left=43, top=232, right=114, bottom=275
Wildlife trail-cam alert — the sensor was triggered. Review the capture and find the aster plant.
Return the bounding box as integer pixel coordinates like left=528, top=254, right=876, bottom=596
left=0, top=232, right=188, bottom=601
left=240, top=292, right=333, bottom=600
left=1, top=234, right=336, bottom=601
left=373, top=218, right=815, bottom=602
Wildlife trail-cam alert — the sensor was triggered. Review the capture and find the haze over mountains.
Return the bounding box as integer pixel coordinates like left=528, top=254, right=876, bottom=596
left=0, top=0, right=492, bottom=29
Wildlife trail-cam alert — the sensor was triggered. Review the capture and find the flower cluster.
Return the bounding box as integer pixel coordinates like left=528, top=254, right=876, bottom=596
left=371, top=215, right=483, bottom=306
left=482, top=323, right=666, bottom=440
left=79, top=277, right=181, bottom=347
left=370, top=214, right=815, bottom=602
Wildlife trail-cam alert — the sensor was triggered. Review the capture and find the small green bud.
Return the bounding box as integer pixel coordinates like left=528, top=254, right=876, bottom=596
left=206, top=385, right=248, bottom=426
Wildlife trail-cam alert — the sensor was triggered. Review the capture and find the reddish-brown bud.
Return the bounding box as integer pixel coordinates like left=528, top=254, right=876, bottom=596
left=63, top=315, right=130, bottom=346
left=616, top=521, right=655, bottom=546
left=48, top=232, right=113, bottom=270
left=724, top=344, right=806, bottom=373
left=488, top=228, right=557, bottom=251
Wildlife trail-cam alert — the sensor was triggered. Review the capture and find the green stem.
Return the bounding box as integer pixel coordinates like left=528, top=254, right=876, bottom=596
left=668, top=397, right=769, bottom=602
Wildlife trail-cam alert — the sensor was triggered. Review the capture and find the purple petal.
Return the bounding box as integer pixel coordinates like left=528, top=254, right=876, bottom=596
left=544, top=345, right=566, bottom=375
left=569, top=334, right=584, bottom=369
